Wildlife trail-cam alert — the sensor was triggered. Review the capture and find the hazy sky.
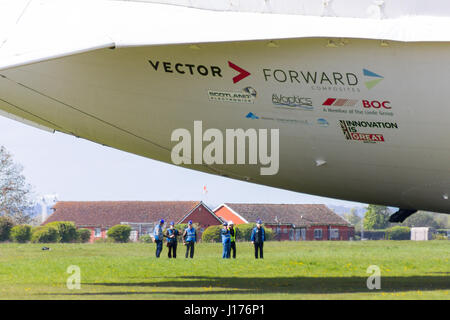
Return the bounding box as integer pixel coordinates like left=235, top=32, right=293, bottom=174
left=0, top=115, right=365, bottom=209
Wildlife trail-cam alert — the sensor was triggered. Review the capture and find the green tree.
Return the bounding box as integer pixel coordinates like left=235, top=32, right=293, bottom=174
left=0, top=146, right=35, bottom=224
left=342, top=208, right=362, bottom=232
left=402, top=211, right=442, bottom=229
left=363, top=205, right=391, bottom=230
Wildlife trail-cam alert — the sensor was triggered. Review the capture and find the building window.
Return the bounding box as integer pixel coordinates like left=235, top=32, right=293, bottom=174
left=314, top=229, right=323, bottom=239
left=283, top=228, right=288, bottom=234
left=94, top=228, right=101, bottom=237
left=330, top=229, right=339, bottom=239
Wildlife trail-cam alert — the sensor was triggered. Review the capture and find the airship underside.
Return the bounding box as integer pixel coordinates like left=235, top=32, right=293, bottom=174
left=1, top=0, right=450, bottom=217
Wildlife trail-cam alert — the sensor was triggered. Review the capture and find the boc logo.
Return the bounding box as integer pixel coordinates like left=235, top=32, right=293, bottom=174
left=362, top=100, right=391, bottom=109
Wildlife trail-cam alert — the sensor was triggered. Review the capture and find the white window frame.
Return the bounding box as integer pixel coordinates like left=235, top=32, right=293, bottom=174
left=314, top=229, right=323, bottom=239
left=330, top=228, right=339, bottom=239
left=94, top=228, right=101, bottom=237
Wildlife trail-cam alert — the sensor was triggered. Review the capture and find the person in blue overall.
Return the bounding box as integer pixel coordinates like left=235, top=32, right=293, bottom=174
left=165, top=221, right=179, bottom=258
left=183, top=220, right=197, bottom=258
left=221, top=222, right=231, bottom=259
left=251, top=219, right=265, bottom=259
left=153, top=219, right=165, bottom=258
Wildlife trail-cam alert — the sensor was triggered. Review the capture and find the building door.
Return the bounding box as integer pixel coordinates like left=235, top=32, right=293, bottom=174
left=129, top=230, right=138, bottom=242
left=295, top=229, right=301, bottom=241
left=289, top=229, right=294, bottom=241
left=301, top=228, right=306, bottom=240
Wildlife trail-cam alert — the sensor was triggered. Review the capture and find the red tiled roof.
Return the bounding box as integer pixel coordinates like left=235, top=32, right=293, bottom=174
left=43, top=201, right=202, bottom=227
left=224, top=203, right=351, bottom=227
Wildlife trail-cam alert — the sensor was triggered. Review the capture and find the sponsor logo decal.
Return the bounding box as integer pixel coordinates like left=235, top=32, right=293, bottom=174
left=208, top=87, right=257, bottom=103
left=245, top=112, right=309, bottom=126
left=228, top=61, right=251, bottom=83
left=246, top=112, right=259, bottom=119
left=363, top=69, right=384, bottom=89
left=362, top=100, right=391, bottom=109
left=148, top=60, right=223, bottom=77
left=322, top=98, right=394, bottom=117
left=262, top=68, right=384, bottom=92
left=317, top=118, right=329, bottom=127
left=322, top=98, right=358, bottom=107
left=263, top=68, right=359, bottom=92
left=272, top=94, right=313, bottom=110
left=339, top=120, right=398, bottom=143
left=148, top=59, right=251, bottom=83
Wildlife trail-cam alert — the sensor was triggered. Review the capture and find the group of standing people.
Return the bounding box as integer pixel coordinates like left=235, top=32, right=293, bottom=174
left=153, top=219, right=197, bottom=258
left=152, top=219, right=266, bottom=259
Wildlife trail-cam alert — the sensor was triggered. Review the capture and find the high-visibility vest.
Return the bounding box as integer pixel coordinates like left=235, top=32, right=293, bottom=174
left=185, top=227, right=196, bottom=242
left=154, top=225, right=163, bottom=241
left=221, top=228, right=231, bottom=243
left=167, top=228, right=178, bottom=242
left=230, top=227, right=236, bottom=242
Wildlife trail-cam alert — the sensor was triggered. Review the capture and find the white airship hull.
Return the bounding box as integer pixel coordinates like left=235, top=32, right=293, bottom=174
left=1, top=37, right=450, bottom=213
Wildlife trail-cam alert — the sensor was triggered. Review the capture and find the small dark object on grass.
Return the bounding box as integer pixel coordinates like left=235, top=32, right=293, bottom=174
left=41, top=247, right=50, bottom=251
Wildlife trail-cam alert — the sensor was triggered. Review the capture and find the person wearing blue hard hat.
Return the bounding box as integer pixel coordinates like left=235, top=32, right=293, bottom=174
left=220, top=222, right=231, bottom=259
left=153, top=219, right=165, bottom=258
left=250, top=219, right=265, bottom=259
left=165, top=221, right=179, bottom=258
left=182, top=220, right=197, bottom=258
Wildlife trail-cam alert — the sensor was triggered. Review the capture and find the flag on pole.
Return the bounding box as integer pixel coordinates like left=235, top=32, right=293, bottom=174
left=203, top=185, right=208, bottom=194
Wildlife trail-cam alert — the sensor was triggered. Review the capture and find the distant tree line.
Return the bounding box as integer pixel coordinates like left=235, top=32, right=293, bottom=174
left=0, top=218, right=91, bottom=243
left=343, top=204, right=450, bottom=231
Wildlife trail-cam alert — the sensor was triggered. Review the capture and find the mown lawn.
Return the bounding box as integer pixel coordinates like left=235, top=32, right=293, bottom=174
left=0, top=241, right=448, bottom=299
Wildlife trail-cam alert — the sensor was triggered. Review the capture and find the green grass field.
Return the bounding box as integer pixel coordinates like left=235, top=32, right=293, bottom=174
left=0, top=241, right=449, bottom=299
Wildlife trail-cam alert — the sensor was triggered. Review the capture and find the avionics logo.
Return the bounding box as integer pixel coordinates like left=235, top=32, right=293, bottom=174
left=171, top=121, right=279, bottom=175
left=272, top=94, right=313, bottom=110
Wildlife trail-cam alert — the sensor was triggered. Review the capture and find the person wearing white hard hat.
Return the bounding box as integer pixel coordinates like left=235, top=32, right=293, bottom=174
left=228, top=221, right=237, bottom=259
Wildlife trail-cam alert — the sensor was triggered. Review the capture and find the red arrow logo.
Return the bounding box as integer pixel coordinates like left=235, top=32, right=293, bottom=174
left=228, top=61, right=251, bottom=83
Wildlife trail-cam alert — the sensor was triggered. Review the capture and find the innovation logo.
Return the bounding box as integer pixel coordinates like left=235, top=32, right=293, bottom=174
left=363, top=69, right=384, bottom=89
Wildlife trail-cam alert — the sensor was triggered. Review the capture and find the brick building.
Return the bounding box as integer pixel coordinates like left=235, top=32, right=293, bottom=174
left=44, top=201, right=221, bottom=242
left=214, top=203, right=354, bottom=241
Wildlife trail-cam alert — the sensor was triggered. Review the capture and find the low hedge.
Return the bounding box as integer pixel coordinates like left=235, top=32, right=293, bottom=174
left=76, top=228, right=91, bottom=243
left=202, top=225, right=222, bottom=242
left=139, top=234, right=153, bottom=243
left=386, top=226, right=411, bottom=240
left=0, top=216, right=14, bottom=242
left=10, top=225, right=32, bottom=243
left=202, top=224, right=274, bottom=243
left=45, top=221, right=78, bottom=243
left=106, top=225, right=131, bottom=243
left=31, top=225, right=60, bottom=243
